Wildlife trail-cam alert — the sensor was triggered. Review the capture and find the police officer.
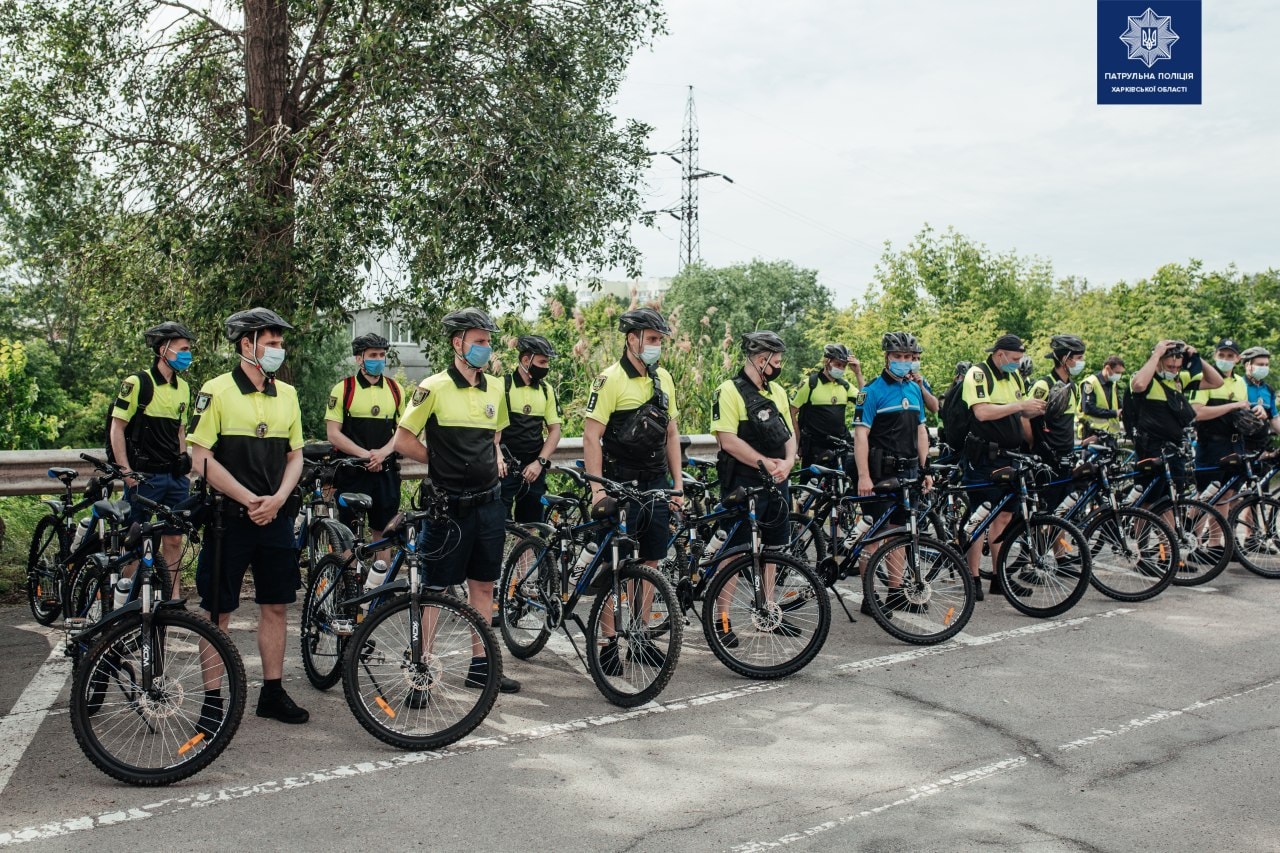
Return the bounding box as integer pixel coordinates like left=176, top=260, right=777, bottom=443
left=854, top=332, right=933, bottom=614
left=500, top=335, right=562, bottom=523
left=111, top=321, right=194, bottom=595
left=1130, top=339, right=1222, bottom=492
left=1028, top=334, right=1088, bottom=512
left=189, top=307, right=308, bottom=727
left=791, top=343, right=859, bottom=480
left=1079, top=355, right=1126, bottom=442
left=326, top=332, right=404, bottom=555
left=961, top=334, right=1046, bottom=599
left=1191, top=338, right=1251, bottom=491
left=394, top=307, right=519, bottom=694
left=582, top=307, right=683, bottom=674
left=709, top=331, right=797, bottom=644
left=1241, top=347, right=1280, bottom=448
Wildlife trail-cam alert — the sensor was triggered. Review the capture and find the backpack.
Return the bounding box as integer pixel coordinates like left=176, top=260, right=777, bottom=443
left=939, top=362, right=997, bottom=452
left=341, top=374, right=402, bottom=421
left=105, top=371, right=155, bottom=464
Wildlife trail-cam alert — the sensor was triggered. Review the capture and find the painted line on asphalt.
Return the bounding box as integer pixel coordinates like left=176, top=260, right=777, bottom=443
left=0, top=681, right=786, bottom=847
left=0, top=644, right=73, bottom=797
left=727, top=674, right=1280, bottom=852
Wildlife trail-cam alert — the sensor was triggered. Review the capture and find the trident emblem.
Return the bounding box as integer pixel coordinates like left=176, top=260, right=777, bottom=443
left=1141, top=27, right=1158, bottom=50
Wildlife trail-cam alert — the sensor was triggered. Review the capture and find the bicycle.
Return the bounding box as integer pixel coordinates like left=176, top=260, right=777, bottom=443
left=25, top=453, right=126, bottom=625
left=498, top=469, right=683, bottom=707
left=68, top=495, right=247, bottom=786
left=1194, top=450, right=1280, bottom=579
left=295, top=442, right=367, bottom=578
left=339, top=489, right=502, bottom=750
left=663, top=460, right=831, bottom=676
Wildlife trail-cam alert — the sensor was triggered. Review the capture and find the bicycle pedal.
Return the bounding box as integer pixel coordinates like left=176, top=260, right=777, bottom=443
left=331, top=619, right=355, bottom=636
left=64, top=617, right=91, bottom=635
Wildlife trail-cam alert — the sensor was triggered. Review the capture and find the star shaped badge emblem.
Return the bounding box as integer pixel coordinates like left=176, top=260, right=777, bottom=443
left=1120, top=7, right=1180, bottom=68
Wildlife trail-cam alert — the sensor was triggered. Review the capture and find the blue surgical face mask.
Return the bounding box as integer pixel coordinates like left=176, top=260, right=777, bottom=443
left=640, top=344, right=662, bottom=366
left=888, top=361, right=912, bottom=379
left=1156, top=369, right=1178, bottom=381
left=1252, top=366, right=1270, bottom=381
left=1000, top=359, right=1021, bottom=374
left=165, top=349, right=193, bottom=372
left=828, top=366, right=845, bottom=380
left=1067, top=360, right=1086, bottom=377
left=463, top=343, right=491, bottom=368
left=909, top=360, right=922, bottom=373
left=1215, top=358, right=1236, bottom=374
left=258, top=346, right=286, bottom=374
left=363, top=358, right=386, bottom=376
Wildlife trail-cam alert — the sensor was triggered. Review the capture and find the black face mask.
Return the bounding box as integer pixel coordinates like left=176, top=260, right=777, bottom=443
left=759, top=359, right=781, bottom=382
left=526, top=363, right=550, bottom=383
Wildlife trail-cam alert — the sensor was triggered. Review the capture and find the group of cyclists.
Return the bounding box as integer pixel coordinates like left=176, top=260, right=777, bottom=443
left=41, top=302, right=1280, bottom=784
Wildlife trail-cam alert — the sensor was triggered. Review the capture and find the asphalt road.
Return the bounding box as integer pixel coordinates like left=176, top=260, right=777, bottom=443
left=2, top=567, right=1279, bottom=852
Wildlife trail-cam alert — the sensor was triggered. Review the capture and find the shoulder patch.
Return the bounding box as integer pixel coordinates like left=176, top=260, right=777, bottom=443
left=120, top=380, right=134, bottom=398
left=968, top=367, right=987, bottom=384
left=411, top=387, right=429, bottom=406
left=327, top=395, right=338, bottom=410
left=1032, top=384, right=1048, bottom=400
left=591, top=374, right=608, bottom=391
left=194, top=392, right=212, bottom=414
left=711, top=388, right=721, bottom=421
left=854, top=391, right=867, bottom=406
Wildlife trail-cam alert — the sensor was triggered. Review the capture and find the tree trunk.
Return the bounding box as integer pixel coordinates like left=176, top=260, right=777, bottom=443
left=243, top=0, right=296, bottom=308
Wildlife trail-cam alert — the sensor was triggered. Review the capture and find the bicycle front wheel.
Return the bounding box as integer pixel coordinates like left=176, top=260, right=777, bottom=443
left=701, top=551, right=831, bottom=678
left=1154, top=498, right=1231, bottom=586
left=498, top=538, right=553, bottom=659
left=1229, top=494, right=1280, bottom=579
left=342, top=592, right=500, bottom=750
left=995, top=516, right=1092, bottom=618
left=301, top=554, right=357, bottom=690
left=27, top=516, right=67, bottom=625
left=586, top=563, right=683, bottom=707
left=1083, top=506, right=1179, bottom=601
left=69, top=608, right=247, bottom=786
left=862, top=534, right=973, bottom=645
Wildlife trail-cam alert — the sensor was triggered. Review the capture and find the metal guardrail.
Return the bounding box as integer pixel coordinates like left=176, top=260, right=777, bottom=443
left=0, top=435, right=724, bottom=497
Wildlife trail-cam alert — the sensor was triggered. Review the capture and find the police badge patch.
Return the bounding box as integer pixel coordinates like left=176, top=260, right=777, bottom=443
left=371, top=405, right=381, bottom=416
left=522, top=404, right=532, bottom=415
left=194, top=392, right=212, bottom=414
left=120, top=380, right=134, bottom=398
left=411, top=387, right=429, bottom=406
left=1032, top=385, right=1048, bottom=400
left=328, top=395, right=338, bottom=410
left=255, top=422, right=268, bottom=438
left=854, top=392, right=867, bottom=406
left=485, top=403, right=496, bottom=419
left=830, top=395, right=838, bottom=404
left=592, top=375, right=607, bottom=391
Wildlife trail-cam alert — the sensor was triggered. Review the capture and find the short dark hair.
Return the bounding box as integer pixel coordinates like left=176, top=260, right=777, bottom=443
left=1104, top=355, right=1125, bottom=369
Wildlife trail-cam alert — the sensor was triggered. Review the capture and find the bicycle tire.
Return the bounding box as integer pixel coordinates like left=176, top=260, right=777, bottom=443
left=786, top=512, right=826, bottom=566
left=1152, top=498, right=1232, bottom=586
left=701, top=551, right=831, bottom=677
left=585, top=563, right=682, bottom=707
left=862, top=534, right=974, bottom=645
left=498, top=537, right=553, bottom=659
left=27, top=515, right=67, bottom=625
left=994, top=516, right=1092, bottom=618
left=1228, top=494, right=1280, bottom=579
left=301, top=554, right=355, bottom=689
left=306, top=517, right=351, bottom=580
left=1082, top=506, right=1179, bottom=602
left=69, top=608, right=247, bottom=786
left=342, top=591, right=500, bottom=750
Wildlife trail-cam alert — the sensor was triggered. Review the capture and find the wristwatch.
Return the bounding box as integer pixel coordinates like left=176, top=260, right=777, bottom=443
left=537, top=456, right=550, bottom=468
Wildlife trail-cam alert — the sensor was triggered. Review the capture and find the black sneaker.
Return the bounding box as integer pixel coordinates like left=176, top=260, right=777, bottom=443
left=598, top=638, right=623, bottom=676
left=886, top=589, right=928, bottom=614
left=256, top=688, right=310, bottom=724
left=973, top=582, right=985, bottom=602
left=197, top=693, right=224, bottom=737
left=714, top=618, right=740, bottom=649
left=627, top=637, right=666, bottom=667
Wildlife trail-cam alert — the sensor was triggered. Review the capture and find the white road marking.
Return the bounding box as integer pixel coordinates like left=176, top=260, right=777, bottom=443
left=0, top=681, right=787, bottom=847
left=0, top=644, right=73, bottom=796
left=727, top=674, right=1280, bottom=852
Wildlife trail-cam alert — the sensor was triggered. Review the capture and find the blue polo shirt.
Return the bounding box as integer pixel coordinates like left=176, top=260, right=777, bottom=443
left=854, top=371, right=926, bottom=458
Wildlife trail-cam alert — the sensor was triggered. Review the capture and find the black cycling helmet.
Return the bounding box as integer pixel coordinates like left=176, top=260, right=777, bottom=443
left=1232, top=408, right=1269, bottom=437
left=881, top=331, right=919, bottom=353
left=823, top=343, right=851, bottom=362
left=516, top=334, right=557, bottom=358
left=954, top=360, right=972, bottom=378
left=351, top=332, right=390, bottom=355
left=741, top=331, right=787, bottom=355
left=1241, top=346, right=1271, bottom=362
left=143, top=321, right=194, bottom=351
left=1047, top=334, right=1086, bottom=358
left=441, top=307, right=498, bottom=336
left=618, top=307, right=671, bottom=336
left=224, top=307, right=293, bottom=343
left=1043, top=381, right=1076, bottom=419
left=1018, top=355, right=1034, bottom=379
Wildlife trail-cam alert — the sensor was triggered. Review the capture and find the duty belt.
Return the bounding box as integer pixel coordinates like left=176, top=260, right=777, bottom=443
left=443, top=483, right=501, bottom=510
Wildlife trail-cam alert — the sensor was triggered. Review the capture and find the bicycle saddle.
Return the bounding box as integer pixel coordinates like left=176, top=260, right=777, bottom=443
left=337, top=492, right=373, bottom=512
left=48, top=467, right=78, bottom=483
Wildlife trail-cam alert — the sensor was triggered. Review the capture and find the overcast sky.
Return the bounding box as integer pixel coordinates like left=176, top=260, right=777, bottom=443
left=608, top=0, right=1279, bottom=305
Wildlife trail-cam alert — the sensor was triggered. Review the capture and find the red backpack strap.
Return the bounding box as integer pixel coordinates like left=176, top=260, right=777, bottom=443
left=388, top=378, right=402, bottom=417
left=342, top=375, right=357, bottom=420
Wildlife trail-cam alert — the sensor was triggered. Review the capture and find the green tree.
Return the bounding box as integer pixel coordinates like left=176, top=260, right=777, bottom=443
left=0, top=339, right=58, bottom=449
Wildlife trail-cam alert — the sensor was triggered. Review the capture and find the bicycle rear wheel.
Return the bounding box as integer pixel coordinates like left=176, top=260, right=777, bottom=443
left=586, top=563, right=683, bottom=706
left=701, top=552, right=831, bottom=677
left=343, top=592, right=500, bottom=750
left=1229, top=494, right=1280, bottom=579
left=69, top=608, right=247, bottom=786
left=862, top=534, right=973, bottom=645
left=995, top=516, right=1092, bottom=618
left=1153, top=498, right=1231, bottom=586
left=498, top=538, right=553, bottom=659
left=1083, top=506, right=1179, bottom=601
left=301, top=554, right=357, bottom=689
left=786, top=512, right=826, bottom=566
left=27, top=516, right=66, bottom=625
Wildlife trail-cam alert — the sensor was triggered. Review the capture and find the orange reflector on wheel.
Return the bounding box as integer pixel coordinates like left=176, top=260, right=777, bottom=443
left=1158, top=544, right=1167, bottom=561
left=944, top=607, right=955, bottom=626
left=317, top=578, right=328, bottom=594
left=1059, top=537, right=1073, bottom=552
left=721, top=612, right=730, bottom=633
left=375, top=696, right=396, bottom=718
left=178, top=733, right=205, bottom=755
